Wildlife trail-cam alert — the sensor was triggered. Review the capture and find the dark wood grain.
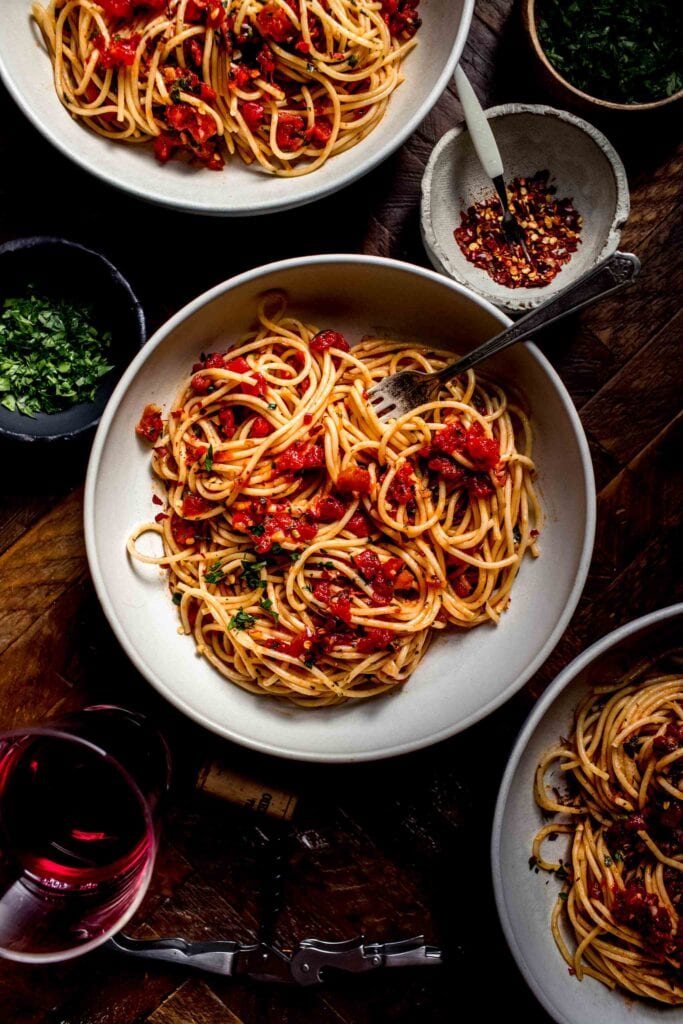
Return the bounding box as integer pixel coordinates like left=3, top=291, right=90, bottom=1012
left=0, top=1, right=681, bottom=1022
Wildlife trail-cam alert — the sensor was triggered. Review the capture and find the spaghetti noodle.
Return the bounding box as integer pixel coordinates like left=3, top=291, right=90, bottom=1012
left=533, top=665, right=683, bottom=1005
left=32, top=0, right=420, bottom=175
left=129, top=295, right=541, bottom=706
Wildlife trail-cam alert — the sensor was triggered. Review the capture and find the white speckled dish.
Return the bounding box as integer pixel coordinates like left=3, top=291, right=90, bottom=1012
left=0, top=0, right=472, bottom=216
left=85, top=255, right=595, bottom=763
left=492, top=603, right=683, bottom=1024
left=421, top=104, right=629, bottom=314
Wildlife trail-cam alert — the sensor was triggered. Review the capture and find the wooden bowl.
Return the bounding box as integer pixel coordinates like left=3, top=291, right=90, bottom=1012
left=522, top=0, right=683, bottom=115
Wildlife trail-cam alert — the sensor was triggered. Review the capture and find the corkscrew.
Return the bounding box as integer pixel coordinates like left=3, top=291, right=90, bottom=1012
left=107, top=932, right=443, bottom=985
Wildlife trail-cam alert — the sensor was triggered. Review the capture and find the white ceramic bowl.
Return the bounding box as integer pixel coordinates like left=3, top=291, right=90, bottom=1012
left=492, top=603, right=683, bottom=1024
left=1, top=0, right=473, bottom=216
left=421, top=104, right=629, bottom=314
left=85, top=254, right=595, bottom=762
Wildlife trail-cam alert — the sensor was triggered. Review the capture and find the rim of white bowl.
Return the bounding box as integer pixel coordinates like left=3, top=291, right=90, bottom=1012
left=84, top=253, right=596, bottom=761
left=491, top=602, right=683, bottom=1023
left=0, top=2, right=474, bottom=217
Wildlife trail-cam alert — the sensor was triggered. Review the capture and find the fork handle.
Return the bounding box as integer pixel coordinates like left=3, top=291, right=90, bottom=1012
left=436, top=251, right=640, bottom=382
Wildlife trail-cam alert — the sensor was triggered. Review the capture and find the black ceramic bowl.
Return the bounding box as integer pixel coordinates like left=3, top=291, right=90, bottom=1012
left=0, top=237, right=145, bottom=442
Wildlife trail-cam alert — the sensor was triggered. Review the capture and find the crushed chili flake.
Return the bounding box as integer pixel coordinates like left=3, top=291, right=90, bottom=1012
left=453, top=171, right=582, bottom=289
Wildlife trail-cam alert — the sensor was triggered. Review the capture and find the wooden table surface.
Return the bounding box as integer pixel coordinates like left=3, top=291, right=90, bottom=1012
left=1, top=1, right=682, bottom=1021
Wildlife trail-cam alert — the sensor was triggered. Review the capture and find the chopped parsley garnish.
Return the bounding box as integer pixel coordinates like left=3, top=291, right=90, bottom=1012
left=242, top=558, right=268, bottom=589
left=250, top=523, right=266, bottom=537
left=267, top=402, right=277, bottom=410
left=347, top=54, right=358, bottom=67
left=558, top=891, right=568, bottom=901
left=303, top=655, right=315, bottom=668
left=229, top=607, right=256, bottom=630
left=260, top=597, right=279, bottom=623
left=603, top=856, right=613, bottom=867
left=537, top=0, right=683, bottom=105
left=513, top=525, right=522, bottom=544
left=172, top=592, right=182, bottom=605
left=0, top=292, right=113, bottom=416
left=316, top=561, right=335, bottom=570
left=204, top=560, right=226, bottom=585
left=205, top=444, right=214, bottom=472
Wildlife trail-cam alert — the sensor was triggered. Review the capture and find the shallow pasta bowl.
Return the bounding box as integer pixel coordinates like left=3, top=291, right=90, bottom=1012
left=492, top=604, right=683, bottom=1023
left=84, top=254, right=595, bottom=762
left=0, top=0, right=473, bottom=216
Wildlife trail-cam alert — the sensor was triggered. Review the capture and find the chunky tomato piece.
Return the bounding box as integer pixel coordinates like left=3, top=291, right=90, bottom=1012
left=218, top=407, right=236, bottom=438
left=191, top=373, right=213, bottom=394
left=277, top=441, right=324, bottom=473
left=95, top=33, right=140, bottom=68
left=256, top=2, right=296, bottom=42
left=310, top=495, right=347, bottom=522
left=387, top=462, right=414, bottom=504
left=427, top=454, right=466, bottom=485
left=99, top=0, right=133, bottom=17
left=231, top=510, right=251, bottom=532
left=249, top=415, right=274, bottom=438
left=345, top=510, right=371, bottom=537
left=337, top=467, right=372, bottom=494
left=310, top=119, right=333, bottom=148
left=171, top=515, right=202, bottom=547
left=353, top=550, right=381, bottom=580
left=185, top=444, right=206, bottom=466
left=185, top=0, right=226, bottom=25
left=225, top=356, right=250, bottom=375
left=294, top=517, right=318, bottom=541
left=166, top=103, right=216, bottom=145
left=309, top=330, right=349, bottom=354
left=203, top=352, right=226, bottom=369
left=429, top=420, right=466, bottom=455
left=181, top=494, right=214, bottom=517
left=241, top=101, right=265, bottom=131
left=312, top=582, right=352, bottom=624
left=275, top=114, right=306, bottom=152
left=467, top=474, right=494, bottom=499
left=465, top=427, right=500, bottom=469
left=282, top=627, right=314, bottom=659
left=136, top=403, right=163, bottom=443
left=243, top=371, right=266, bottom=397
left=357, top=628, right=394, bottom=654
left=153, top=133, right=177, bottom=163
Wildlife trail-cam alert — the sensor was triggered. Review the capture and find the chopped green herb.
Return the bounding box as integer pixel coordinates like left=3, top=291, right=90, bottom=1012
left=558, top=891, right=568, bottom=901
left=204, top=560, right=226, bottom=585
left=303, top=655, right=315, bottom=668
left=347, top=54, right=358, bottom=67
left=555, top=863, right=570, bottom=881
left=229, top=607, right=256, bottom=630
left=306, top=62, right=316, bottom=72
left=537, top=0, right=683, bottom=105
left=172, top=592, right=182, bottom=605
left=603, top=856, right=613, bottom=867
left=316, top=561, right=335, bottom=570
left=267, top=402, right=277, bottom=410
left=242, top=558, right=268, bottom=589
left=250, top=523, right=266, bottom=536
left=613, top=850, right=624, bottom=863
left=513, top=525, right=522, bottom=544
left=205, top=444, right=214, bottom=472
left=259, top=597, right=279, bottom=623
left=0, top=291, right=113, bottom=416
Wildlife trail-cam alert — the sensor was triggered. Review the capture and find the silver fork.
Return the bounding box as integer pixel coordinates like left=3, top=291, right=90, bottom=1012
left=368, top=251, right=640, bottom=423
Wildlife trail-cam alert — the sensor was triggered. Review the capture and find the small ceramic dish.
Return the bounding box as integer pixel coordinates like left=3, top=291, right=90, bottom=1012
left=0, top=237, right=145, bottom=443
left=522, top=0, right=683, bottom=116
left=420, top=104, right=629, bottom=315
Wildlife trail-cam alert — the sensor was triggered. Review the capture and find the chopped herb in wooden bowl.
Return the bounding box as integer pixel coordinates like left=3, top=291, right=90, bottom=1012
left=0, top=292, right=113, bottom=416
left=536, top=0, right=683, bottom=106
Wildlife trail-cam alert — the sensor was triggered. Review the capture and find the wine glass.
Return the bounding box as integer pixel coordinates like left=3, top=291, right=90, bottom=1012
left=0, top=704, right=171, bottom=962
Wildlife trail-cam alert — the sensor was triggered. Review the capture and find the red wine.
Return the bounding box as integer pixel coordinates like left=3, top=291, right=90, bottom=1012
left=0, top=710, right=166, bottom=960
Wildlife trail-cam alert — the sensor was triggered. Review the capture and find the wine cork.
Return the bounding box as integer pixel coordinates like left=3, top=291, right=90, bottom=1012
left=196, top=761, right=298, bottom=821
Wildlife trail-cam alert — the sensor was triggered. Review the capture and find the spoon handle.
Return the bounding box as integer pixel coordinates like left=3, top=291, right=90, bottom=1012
left=454, top=65, right=503, bottom=180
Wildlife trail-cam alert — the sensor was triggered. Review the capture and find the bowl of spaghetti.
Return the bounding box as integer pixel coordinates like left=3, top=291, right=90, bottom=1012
left=493, top=603, right=683, bottom=1021
left=85, top=254, right=594, bottom=761
left=0, top=0, right=473, bottom=215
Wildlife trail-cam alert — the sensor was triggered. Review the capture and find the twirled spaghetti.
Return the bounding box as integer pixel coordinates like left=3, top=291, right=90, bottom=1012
left=533, top=666, right=683, bottom=1005
left=129, top=295, right=541, bottom=706
left=32, top=0, right=420, bottom=175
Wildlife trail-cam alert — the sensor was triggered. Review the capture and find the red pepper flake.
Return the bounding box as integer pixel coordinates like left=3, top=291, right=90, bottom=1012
left=152, top=494, right=163, bottom=506
left=454, top=170, right=582, bottom=289
left=154, top=512, right=169, bottom=523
